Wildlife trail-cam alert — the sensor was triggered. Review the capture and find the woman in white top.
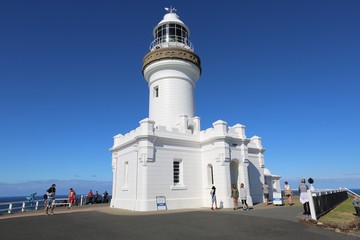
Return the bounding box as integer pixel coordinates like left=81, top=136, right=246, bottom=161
left=298, top=179, right=310, bottom=215
left=239, top=183, right=249, bottom=211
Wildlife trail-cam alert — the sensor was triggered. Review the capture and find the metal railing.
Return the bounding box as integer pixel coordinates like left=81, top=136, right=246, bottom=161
left=0, top=195, right=112, bottom=215
left=149, top=36, right=194, bottom=51
left=308, top=189, right=349, bottom=220
left=341, top=187, right=360, bottom=197
left=0, top=198, right=70, bottom=214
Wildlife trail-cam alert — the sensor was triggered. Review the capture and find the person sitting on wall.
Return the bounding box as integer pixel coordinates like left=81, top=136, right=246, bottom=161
left=94, top=191, right=100, bottom=203
left=88, top=190, right=93, bottom=204
left=102, top=191, right=109, bottom=203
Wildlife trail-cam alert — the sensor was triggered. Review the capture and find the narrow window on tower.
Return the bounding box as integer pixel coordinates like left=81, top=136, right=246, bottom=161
left=207, top=164, right=214, bottom=187
left=171, top=159, right=186, bottom=190
left=173, top=160, right=181, bottom=184
left=154, top=86, right=159, bottom=98
left=123, top=161, right=129, bottom=189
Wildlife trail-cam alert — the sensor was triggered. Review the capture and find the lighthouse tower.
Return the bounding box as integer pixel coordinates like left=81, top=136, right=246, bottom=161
left=142, top=8, right=201, bottom=128
left=110, top=8, right=280, bottom=212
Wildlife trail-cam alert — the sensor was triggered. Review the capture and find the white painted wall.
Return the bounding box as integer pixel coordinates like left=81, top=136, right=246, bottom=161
left=110, top=118, right=278, bottom=211
left=143, top=60, right=200, bottom=128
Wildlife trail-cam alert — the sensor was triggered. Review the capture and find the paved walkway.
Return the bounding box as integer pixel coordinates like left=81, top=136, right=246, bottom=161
left=0, top=203, right=358, bottom=240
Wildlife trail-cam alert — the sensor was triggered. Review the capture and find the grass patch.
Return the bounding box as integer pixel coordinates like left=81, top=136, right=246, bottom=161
left=319, top=197, right=358, bottom=225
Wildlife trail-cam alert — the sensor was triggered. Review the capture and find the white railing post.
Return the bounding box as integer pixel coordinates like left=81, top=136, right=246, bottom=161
left=81, top=195, right=87, bottom=206
left=307, top=189, right=317, bottom=220
left=8, top=203, right=12, bottom=214
left=21, top=202, right=26, bottom=212
left=84, top=195, right=86, bottom=206
left=35, top=201, right=39, bottom=210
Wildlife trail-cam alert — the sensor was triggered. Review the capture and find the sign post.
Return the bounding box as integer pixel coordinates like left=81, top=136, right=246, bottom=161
left=156, top=196, right=167, bottom=210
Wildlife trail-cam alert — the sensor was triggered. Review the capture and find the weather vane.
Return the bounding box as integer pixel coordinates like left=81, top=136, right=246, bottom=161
left=165, top=6, right=177, bottom=13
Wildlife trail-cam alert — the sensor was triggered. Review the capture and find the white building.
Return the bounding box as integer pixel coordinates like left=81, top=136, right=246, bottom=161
left=110, top=8, right=280, bottom=211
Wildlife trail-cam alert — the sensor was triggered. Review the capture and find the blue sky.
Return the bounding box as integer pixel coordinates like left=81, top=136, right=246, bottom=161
left=1, top=0, right=359, bottom=196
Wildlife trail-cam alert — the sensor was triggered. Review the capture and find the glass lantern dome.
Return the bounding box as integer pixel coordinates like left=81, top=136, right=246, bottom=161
left=150, top=9, right=194, bottom=51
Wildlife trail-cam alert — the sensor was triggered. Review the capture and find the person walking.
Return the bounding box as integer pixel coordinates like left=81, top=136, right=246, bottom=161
left=298, top=179, right=310, bottom=215
left=46, top=184, right=56, bottom=215
left=210, top=186, right=218, bottom=210
left=239, top=183, right=249, bottom=211
left=68, top=188, right=76, bottom=209
left=352, top=195, right=360, bottom=217
left=284, top=181, right=293, bottom=206
left=231, top=184, right=239, bottom=210
left=262, top=182, right=269, bottom=205
left=43, top=193, right=48, bottom=209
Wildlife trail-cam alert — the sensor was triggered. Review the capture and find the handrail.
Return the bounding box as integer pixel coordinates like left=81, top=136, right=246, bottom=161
left=307, top=188, right=348, bottom=220
left=0, top=199, right=46, bottom=213
left=0, top=197, right=74, bottom=214
left=340, top=187, right=360, bottom=197
left=0, top=195, right=112, bottom=214
left=149, top=37, right=194, bottom=51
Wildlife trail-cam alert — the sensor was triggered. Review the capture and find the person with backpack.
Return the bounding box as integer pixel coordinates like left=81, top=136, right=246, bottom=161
left=231, top=184, right=239, bottom=210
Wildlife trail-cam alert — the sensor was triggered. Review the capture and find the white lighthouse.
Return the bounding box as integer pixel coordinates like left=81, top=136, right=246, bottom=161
left=110, top=8, right=280, bottom=211
left=143, top=9, right=201, bottom=128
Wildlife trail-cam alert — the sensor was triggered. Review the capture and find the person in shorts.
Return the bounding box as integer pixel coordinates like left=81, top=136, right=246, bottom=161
left=68, top=188, right=76, bottom=208
left=45, top=184, right=56, bottom=215
left=210, top=186, right=218, bottom=210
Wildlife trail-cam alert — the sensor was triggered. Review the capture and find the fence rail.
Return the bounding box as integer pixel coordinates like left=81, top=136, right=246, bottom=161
left=308, top=189, right=349, bottom=220
left=0, top=195, right=111, bottom=214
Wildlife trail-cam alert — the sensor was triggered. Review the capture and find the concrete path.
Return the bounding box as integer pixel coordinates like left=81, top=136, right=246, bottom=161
left=0, top=203, right=358, bottom=240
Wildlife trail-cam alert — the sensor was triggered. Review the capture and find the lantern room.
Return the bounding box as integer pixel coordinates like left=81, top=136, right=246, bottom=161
left=150, top=8, right=193, bottom=51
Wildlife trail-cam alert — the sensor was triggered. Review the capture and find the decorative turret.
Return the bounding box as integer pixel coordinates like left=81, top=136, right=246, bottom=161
left=142, top=8, right=202, bottom=128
